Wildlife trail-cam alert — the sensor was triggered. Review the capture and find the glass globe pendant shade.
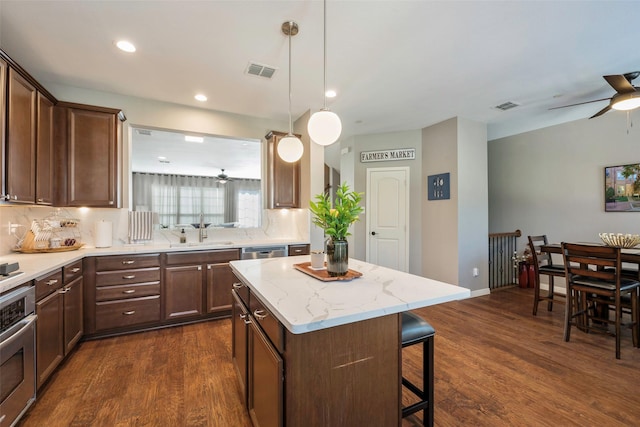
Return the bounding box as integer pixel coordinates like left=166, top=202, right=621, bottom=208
left=277, top=135, right=304, bottom=163
left=308, top=109, right=342, bottom=146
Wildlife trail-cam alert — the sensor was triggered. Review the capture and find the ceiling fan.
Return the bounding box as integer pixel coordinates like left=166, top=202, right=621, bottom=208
left=551, top=71, right=640, bottom=118
left=216, top=169, right=231, bottom=184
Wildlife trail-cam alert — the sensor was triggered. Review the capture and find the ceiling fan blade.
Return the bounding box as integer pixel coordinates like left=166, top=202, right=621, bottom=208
left=589, top=104, right=611, bottom=119
left=604, top=75, right=636, bottom=94
left=549, top=97, right=611, bottom=110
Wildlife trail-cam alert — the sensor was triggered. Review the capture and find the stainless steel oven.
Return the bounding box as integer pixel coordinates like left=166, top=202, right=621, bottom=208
left=0, top=285, right=36, bottom=427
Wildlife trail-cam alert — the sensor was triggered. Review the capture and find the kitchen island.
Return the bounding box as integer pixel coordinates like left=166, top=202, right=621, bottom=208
left=230, top=256, right=470, bottom=427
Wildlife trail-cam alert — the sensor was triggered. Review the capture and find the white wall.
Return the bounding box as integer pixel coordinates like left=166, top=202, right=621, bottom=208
left=489, top=112, right=640, bottom=253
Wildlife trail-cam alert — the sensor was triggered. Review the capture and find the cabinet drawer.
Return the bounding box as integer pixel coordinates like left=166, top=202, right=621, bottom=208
left=95, top=295, right=160, bottom=331
left=288, top=244, right=310, bottom=256
left=96, top=253, right=160, bottom=271
left=95, top=267, right=160, bottom=287
left=63, top=260, right=83, bottom=284
left=35, top=269, right=63, bottom=300
left=96, top=282, right=160, bottom=302
left=249, top=293, right=284, bottom=353
left=166, top=249, right=240, bottom=265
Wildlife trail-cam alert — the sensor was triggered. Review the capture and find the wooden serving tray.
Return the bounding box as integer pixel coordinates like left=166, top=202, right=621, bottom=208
left=293, top=262, right=363, bottom=282
left=14, top=244, right=84, bottom=254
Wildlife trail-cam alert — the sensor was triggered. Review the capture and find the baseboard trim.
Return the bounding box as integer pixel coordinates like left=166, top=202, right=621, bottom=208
left=470, top=288, right=491, bottom=298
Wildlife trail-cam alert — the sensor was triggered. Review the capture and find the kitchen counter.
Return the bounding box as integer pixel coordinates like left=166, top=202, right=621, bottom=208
left=230, top=256, right=470, bottom=334
left=0, top=239, right=309, bottom=294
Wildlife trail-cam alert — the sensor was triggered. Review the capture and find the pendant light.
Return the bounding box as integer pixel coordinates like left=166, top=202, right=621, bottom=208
left=277, top=21, right=304, bottom=163
left=307, top=0, right=342, bottom=146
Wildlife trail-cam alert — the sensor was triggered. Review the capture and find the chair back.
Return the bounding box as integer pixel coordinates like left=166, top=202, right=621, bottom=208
left=528, top=235, right=554, bottom=268
left=561, top=243, right=621, bottom=290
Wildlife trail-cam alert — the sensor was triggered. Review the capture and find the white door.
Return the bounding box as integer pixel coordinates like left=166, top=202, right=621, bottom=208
left=366, top=167, right=409, bottom=271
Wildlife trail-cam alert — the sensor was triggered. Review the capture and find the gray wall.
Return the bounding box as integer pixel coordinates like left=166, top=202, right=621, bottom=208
left=489, top=112, right=640, bottom=254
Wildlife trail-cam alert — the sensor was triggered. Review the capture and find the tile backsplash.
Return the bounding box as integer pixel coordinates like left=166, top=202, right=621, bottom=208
left=0, top=206, right=309, bottom=256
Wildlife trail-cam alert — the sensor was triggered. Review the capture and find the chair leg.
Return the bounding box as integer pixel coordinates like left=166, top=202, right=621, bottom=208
left=547, top=276, right=555, bottom=312
left=425, top=337, right=434, bottom=427
left=532, top=273, right=541, bottom=316
left=615, top=301, right=622, bottom=360
left=563, top=285, right=572, bottom=342
left=632, top=290, right=639, bottom=348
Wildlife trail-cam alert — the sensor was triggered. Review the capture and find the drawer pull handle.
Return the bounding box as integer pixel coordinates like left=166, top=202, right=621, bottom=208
left=122, top=260, right=135, bottom=265
left=123, top=310, right=136, bottom=315
left=123, top=289, right=136, bottom=294
left=253, top=309, right=268, bottom=320
left=71, top=267, right=81, bottom=273
left=294, top=249, right=302, bottom=253
left=240, top=313, right=252, bottom=324
left=123, top=275, right=136, bottom=279
left=46, top=279, right=58, bottom=286
left=58, top=287, right=69, bottom=294
left=232, top=282, right=243, bottom=289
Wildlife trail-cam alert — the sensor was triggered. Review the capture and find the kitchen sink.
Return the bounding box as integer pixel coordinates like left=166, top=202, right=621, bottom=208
left=170, top=241, right=235, bottom=248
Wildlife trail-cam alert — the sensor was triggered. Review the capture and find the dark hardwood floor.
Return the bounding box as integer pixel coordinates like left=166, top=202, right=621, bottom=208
left=18, top=287, right=640, bottom=427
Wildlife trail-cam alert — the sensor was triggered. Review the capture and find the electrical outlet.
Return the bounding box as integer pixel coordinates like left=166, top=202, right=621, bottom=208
left=472, top=267, right=479, bottom=277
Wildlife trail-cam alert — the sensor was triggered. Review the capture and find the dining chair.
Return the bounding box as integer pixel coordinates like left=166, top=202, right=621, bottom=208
left=528, top=235, right=566, bottom=315
left=561, top=242, right=640, bottom=359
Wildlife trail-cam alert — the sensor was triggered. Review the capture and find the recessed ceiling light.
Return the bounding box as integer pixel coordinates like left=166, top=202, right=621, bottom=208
left=158, top=156, right=167, bottom=160
left=185, top=135, right=204, bottom=143
left=325, top=89, right=337, bottom=98
left=115, top=40, right=136, bottom=53
left=194, top=94, right=207, bottom=102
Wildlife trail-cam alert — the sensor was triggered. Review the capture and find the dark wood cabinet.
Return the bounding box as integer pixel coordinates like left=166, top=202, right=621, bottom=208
left=55, top=102, right=123, bottom=207
left=36, top=93, right=54, bottom=205
left=6, top=68, right=36, bottom=203
left=35, top=283, right=64, bottom=389
left=266, top=130, right=300, bottom=208
left=164, top=265, right=204, bottom=319
left=232, top=288, right=250, bottom=404
left=0, top=57, right=6, bottom=190
left=35, top=262, right=83, bottom=390
left=288, top=244, right=310, bottom=256
left=206, top=262, right=236, bottom=314
left=248, top=317, right=284, bottom=427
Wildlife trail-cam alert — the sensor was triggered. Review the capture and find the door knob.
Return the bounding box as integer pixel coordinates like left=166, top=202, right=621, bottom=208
left=371, top=231, right=376, bottom=236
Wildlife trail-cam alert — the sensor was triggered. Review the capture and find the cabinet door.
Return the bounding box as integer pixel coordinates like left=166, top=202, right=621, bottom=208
left=206, top=262, right=234, bottom=314
left=6, top=68, right=36, bottom=203
left=67, top=108, right=117, bottom=207
left=63, top=276, right=84, bottom=355
left=232, top=290, right=249, bottom=405
left=248, top=319, right=283, bottom=427
left=267, top=131, right=300, bottom=209
left=164, top=265, right=204, bottom=320
left=36, top=93, right=54, bottom=205
left=36, top=290, right=64, bottom=389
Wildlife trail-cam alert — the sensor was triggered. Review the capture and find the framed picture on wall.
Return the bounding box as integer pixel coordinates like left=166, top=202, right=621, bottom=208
left=604, top=163, right=640, bottom=212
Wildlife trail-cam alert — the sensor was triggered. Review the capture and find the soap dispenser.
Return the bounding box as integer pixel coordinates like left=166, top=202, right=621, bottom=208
left=180, top=228, right=186, bottom=244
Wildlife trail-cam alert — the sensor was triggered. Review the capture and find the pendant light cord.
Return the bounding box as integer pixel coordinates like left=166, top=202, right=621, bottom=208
left=323, top=0, right=327, bottom=110
left=288, top=21, right=294, bottom=135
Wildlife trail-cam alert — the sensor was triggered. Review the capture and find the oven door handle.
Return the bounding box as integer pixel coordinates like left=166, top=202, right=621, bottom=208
left=0, top=314, right=37, bottom=351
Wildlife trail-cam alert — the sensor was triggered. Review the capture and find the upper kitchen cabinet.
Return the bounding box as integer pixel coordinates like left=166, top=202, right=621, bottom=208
left=266, top=130, right=300, bottom=209
left=1, top=49, right=57, bottom=205
left=55, top=102, right=125, bottom=207
left=6, top=68, right=37, bottom=203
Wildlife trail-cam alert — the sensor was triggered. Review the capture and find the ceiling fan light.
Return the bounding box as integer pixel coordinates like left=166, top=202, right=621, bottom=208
left=308, top=109, right=342, bottom=146
left=277, top=135, right=303, bottom=163
left=611, top=93, right=640, bottom=111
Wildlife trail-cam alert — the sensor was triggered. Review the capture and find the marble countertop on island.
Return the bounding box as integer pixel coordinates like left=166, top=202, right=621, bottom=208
left=230, top=257, right=470, bottom=334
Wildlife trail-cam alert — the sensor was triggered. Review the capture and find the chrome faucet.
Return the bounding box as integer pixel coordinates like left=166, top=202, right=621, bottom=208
left=199, top=213, right=207, bottom=242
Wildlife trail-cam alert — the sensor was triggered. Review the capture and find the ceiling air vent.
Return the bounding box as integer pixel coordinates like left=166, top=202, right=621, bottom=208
left=136, top=129, right=152, bottom=136
left=495, top=101, right=520, bottom=111
left=246, top=62, right=277, bottom=79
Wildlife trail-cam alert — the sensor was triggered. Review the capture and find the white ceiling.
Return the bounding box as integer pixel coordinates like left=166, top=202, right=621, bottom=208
left=2, top=0, right=640, bottom=145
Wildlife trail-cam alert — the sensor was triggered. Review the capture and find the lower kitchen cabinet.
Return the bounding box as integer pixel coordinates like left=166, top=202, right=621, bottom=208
left=232, top=290, right=249, bottom=403
left=164, top=264, right=204, bottom=319
left=207, top=262, right=236, bottom=314
left=35, top=261, right=83, bottom=389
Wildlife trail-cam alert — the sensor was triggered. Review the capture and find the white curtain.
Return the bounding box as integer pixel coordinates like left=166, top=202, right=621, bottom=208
left=132, top=173, right=260, bottom=228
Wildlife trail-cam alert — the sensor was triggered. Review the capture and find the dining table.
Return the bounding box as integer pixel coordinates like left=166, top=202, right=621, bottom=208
left=541, top=242, right=640, bottom=266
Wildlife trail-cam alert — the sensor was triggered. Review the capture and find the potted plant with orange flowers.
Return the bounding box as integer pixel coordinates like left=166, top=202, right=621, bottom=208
left=309, top=183, right=363, bottom=276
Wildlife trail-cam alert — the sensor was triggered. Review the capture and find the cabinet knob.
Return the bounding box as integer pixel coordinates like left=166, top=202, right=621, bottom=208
left=232, top=282, right=243, bottom=289
left=109, top=201, right=114, bottom=205
left=71, top=268, right=81, bottom=273
left=123, top=310, right=136, bottom=315
left=37, top=198, right=44, bottom=202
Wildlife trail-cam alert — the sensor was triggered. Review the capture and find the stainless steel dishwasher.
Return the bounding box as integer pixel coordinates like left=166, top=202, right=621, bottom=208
left=240, top=246, right=287, bottom=259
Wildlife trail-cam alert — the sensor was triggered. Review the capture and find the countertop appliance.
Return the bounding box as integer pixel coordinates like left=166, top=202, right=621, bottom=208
left=0, top=284, right=37, bottom=427
left=240, top=246, right=287, bottom=260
